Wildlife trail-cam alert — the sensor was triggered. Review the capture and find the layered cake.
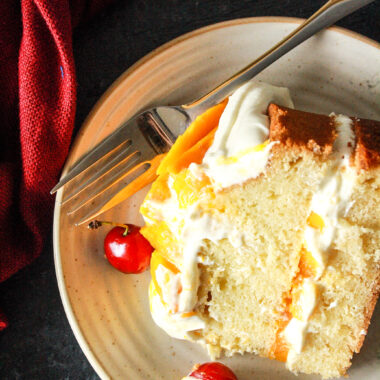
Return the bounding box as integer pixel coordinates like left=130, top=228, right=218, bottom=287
left=139, top=82, right=380, bottom=378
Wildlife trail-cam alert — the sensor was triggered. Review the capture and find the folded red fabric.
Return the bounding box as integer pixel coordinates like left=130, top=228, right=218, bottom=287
left=0, top=0, right=114, bottom=330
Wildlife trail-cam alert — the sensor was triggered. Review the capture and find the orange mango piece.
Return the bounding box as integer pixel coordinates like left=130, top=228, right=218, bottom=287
left=289, top=286, right=304, bottom=321
left=269, top=308, right=291, bottom=362
left=271, top=241, right=320, bottom=363
left=307, top=211, right=325, bottom=231
left=140, top=221, right=178, bottom=258
left=146, top=172, right=171, bottom=203
left=298, top=247, right=319, bottom=278
left=181, top=311, right=197, bottom=318
left=270, top=334, right=289, bottom=363
left=169, top=127, right=217, bottom=174
left=157, top=99, right=228, bottom=175
left=172, top=169, right=214, bottom=209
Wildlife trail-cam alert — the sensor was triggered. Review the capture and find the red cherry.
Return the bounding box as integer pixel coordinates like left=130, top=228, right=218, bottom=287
left=102, top=223, right=153, bottom=274
left=188, top=362, right=238, bottom=380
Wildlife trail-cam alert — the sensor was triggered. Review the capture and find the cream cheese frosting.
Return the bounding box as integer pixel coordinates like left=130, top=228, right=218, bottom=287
left=146, top=177, right=243, bottom=339
left=304, top=114, right=356, bottom=273
left=284, top=279, right=318, bottom=354
left=284, top=113, right=356, bottom=368
left=201, top=82, right=294, bottom=188
left=149, top=281, right=205, bottom=340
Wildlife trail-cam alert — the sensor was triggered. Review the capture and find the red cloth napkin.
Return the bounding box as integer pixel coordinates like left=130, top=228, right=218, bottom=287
left=0, top=0, right=115, bottom=330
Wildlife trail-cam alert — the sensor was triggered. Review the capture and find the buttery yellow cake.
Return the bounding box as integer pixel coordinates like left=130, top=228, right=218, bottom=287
left=139, top=82, right=380, bottom=379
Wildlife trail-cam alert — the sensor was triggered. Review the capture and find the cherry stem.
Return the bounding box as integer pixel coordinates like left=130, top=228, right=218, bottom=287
left=88, top=220, right=129, bottom=235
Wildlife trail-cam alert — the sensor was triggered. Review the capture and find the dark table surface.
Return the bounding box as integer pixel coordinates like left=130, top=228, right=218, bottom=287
left=0, top=1, right=379, bottom=379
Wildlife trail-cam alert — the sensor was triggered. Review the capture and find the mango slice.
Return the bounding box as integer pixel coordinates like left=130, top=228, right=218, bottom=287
left=169, top=127, right=217, bottom=174
left=298, top=247, right=319, bottom=278
left=172, top=169, right=214, bottom=209
left=157, top=99, right=228, bottom=175
left=307, top=211, right=325, bottom=231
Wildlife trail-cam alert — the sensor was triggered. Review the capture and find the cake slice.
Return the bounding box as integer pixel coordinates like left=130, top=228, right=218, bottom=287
left=140, top=82, right=380, bottom=378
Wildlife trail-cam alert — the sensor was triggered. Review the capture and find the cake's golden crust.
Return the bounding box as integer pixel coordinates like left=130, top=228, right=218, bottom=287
left=268, top=104, right=336, bottom=158
left=268, top=104, right=380, bottom=171
left=353, top=118, right=380, bottom=170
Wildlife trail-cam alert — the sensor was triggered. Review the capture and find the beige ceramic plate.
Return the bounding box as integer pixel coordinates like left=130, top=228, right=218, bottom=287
left=54, top=17, right=380, bottom=380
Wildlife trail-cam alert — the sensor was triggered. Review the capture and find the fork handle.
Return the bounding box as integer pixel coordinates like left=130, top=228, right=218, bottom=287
left=183, top=0, right=374, bottom=119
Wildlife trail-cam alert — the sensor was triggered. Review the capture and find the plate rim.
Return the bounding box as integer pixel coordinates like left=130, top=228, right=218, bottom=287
left=53, top=16, right=379, bottom=380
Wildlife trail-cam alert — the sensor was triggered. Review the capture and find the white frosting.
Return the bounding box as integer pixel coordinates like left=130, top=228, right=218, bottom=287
left=305, top=114, right=355, bottom=276
left=304, top=114, right=356, bottom=274
left=147, top=179, right=237, bottom=316
left=155, top=264, right=181, bottom=311
left=201, top=82, right=294, bottom=188
left=144, top=179, right=243, bottom=338
left=205, top=82, right=293, bottom=157
left=180, top=210, right=232, bottom=312
left=149, top=282, right=205, bottom=340
left=285, top=113, right=356, bottom=367
left=284, top=279, right=317, bottom=354
left=147, top=191, right=243, bottom=337
left=327, top=300, right=337, bottom=310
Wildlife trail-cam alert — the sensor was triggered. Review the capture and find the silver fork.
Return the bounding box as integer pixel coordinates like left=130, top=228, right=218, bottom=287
left=51, top=0, right=374, bottom=225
